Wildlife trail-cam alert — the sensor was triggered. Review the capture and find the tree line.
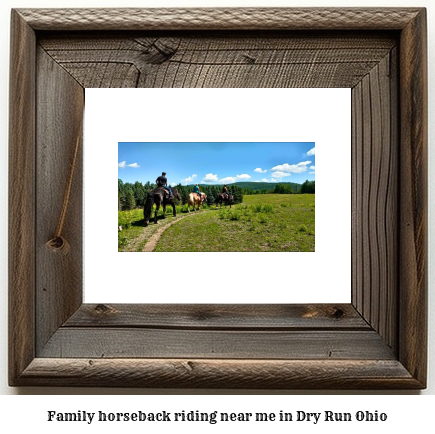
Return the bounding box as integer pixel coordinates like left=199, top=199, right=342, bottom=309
left=118, top=179, right=314, bottom=211
left=271, top=180, right=315, bottom=195
left=118, top=179, right=244, bottom=211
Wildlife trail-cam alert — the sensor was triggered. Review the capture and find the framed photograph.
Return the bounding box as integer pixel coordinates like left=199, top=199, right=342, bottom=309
left=85, top=87, right=349, bottom=304
left=9, top=8, right=427, bottom=388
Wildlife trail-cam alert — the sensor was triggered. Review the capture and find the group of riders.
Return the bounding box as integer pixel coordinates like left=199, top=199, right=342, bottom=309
left=155, top=171, right=232, bottom=202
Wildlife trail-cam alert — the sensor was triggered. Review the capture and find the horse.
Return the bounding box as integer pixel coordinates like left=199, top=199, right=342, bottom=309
left=143, top=187, right=181, bottom=226
left=215, top=192, right=234, bottom=209
left=187, top=192, right=207, bottom=212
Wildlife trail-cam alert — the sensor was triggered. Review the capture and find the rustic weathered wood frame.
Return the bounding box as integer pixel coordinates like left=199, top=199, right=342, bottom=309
left=9, top=8, right=427, bottom=388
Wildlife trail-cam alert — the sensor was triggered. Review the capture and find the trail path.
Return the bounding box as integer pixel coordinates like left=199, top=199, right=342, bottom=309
left=123, top=211, right=199, bottom=252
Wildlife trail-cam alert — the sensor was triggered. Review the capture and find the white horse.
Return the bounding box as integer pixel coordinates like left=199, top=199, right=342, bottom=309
left=187, top=192, right=207, bottom=212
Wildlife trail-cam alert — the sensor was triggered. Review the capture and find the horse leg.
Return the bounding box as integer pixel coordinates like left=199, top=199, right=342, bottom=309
left=154, top=203, right=160, bottom=224
left=172, top=203, right=176, bottom=217
left=162, top=203, right=166, bottom=219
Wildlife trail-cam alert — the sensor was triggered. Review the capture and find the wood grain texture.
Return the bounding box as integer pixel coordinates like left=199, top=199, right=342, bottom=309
left=17, top=358, right=420, bottom=389
left=39, top=328, right=395, bottom=360
left=8, top=10, right=36, bottom=386
left=35, top=48, right=84, bottom=354
left=398, top=9, right=428, bottom=386
left=351, top=51, right=398, bottom=351
left=39, top=33, right=396, bottom=89
left=16, top=8, right=422, bottom=31
left=65, top=304, right=369, bottom=330
left=8, top=8, right=427, bottom=388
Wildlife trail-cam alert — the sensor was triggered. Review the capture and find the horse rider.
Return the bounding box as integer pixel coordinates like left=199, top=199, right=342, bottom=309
left=222, top=184, right=230, bottom=201
left=193, top=183, right=201, bottom=199
left=156, top=172, right=172, bottom=198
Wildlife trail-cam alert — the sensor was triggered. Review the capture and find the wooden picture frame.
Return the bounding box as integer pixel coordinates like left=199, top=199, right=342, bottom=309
left=9, top=8, right=427, bottom=388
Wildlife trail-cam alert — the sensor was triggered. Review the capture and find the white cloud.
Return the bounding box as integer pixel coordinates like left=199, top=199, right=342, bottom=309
left=261, top=178, right=269, bottom=182
left=307, top=147, right=315, bottom=156
left=271, top=178, right=278, bottom=183
left=181, top=174, right=197, bottom=185
left=254, top=168, right=267, bottom=173
left=309, top=165, right=315, bottom=175
left=118, top=161, right=140, bottom=168
left=236, top=174, right=251, bottom=180
left=271, top=171, right=292, bottom=179
left=219, top=176, right=237, bottom=184
left=202, top=173, right=219, bottom=183
left=254, top=180, right=260, bottom=183
left=271, top=161, right=311, bottom=174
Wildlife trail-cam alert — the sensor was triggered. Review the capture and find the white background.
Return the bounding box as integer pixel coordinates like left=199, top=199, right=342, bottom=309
left=85, top=88, right=351, bottom=303
left=0, top=0, right=434, bottom=420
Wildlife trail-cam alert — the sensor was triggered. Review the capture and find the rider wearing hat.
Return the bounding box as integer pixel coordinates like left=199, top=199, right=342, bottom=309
left=156, top=172, right=172, bottom=198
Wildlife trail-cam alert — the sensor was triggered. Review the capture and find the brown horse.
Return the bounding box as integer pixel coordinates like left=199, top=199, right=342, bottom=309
left=215, top=192, right=234, bottom=208
left=187, top=192, right=207, bottom=212
left=143, top=187, right=181, bottom=226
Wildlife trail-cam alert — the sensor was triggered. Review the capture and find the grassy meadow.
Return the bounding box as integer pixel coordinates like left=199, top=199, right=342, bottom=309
left=118, top=194, right=315, bottom=252
left=155, top=194, right=314, bottom=252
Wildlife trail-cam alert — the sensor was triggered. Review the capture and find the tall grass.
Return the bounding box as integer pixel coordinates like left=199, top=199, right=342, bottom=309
left=118, top=209, right=143, bottom=229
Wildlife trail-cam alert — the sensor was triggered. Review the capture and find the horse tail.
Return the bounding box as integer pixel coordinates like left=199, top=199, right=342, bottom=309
left=143, top=191, right=155, bottom=223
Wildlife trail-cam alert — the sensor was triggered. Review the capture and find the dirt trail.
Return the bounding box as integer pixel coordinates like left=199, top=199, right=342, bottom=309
left=141, top=214, right=193, bottom=252
left=123, top=212, right=197, bottom=252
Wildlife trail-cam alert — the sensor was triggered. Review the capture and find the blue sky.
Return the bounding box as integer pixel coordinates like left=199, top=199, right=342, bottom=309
left=118, top=142, right=315, bottom=186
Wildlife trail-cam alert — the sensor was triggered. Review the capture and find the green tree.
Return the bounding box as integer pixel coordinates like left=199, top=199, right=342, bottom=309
left=273, top=183, right=295, bottom=194
left=124, top=190, right=136, bottom=210
left=118, top=179, right=126, bottom=208
left=177, top=185, right=189, bottom=204
left=300, top=180, right=315, bottom=194
left=133, top=181, right=146, bottom=207
left=228, top=185, right=243, bottom=204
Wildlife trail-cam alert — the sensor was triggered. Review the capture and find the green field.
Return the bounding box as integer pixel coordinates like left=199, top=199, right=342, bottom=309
left=118, top=194, right=314, bottom=252
left=118, top=204, right=199, bottom=252
left=160, top=194, right=314, bottom=252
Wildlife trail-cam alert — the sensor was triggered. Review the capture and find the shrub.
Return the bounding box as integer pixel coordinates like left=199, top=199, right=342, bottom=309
left=219, top=210, right=227, bottom=220
left=230, top=210, right=241, bottom=221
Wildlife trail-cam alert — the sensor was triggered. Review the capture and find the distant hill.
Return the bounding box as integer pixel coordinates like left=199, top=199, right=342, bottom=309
left=229, top=181, right=301, bottom=192
left=186, top=181, right=302, bottom=193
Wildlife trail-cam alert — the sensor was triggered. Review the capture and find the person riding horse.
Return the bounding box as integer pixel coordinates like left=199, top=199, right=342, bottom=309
left=222, top=184, right=230, bottom=200
left=156, top=172, right=172, bottom=198
left=193, top=183, right=202, bottom=199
